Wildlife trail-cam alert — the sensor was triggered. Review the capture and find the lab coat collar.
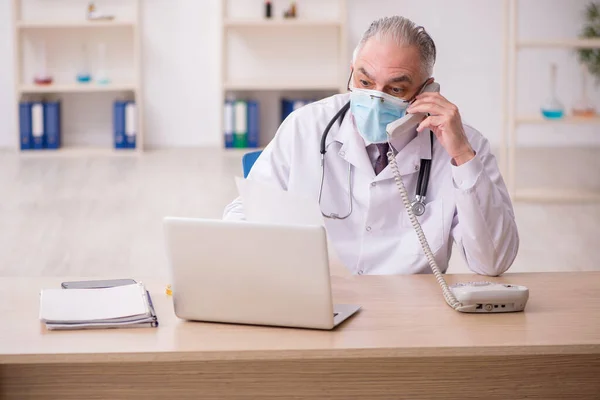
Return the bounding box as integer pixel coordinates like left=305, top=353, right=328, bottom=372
left=327, top=110, right=375, bottom=178
left=327, top=111, right=432, bottom=181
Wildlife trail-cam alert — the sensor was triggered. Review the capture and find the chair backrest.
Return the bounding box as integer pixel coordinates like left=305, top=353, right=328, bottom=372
left=242, top=150, right=263, bottom=178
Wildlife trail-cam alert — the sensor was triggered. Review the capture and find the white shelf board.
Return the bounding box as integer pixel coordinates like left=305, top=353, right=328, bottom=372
left=516, top=115, right=600, bottom=125
left=517, top=38, right=600, bottom=49
left=224, top=81, right=341, bottom=91
left=17, top=20, right=136, bottom=29
left=19, top=147, right=140, bottom=157
left=514, top=188, right=600, bottom=203
left=19, top=83, right=137, bottom=94
left=223, top=147, right=264, bottom=154
left=224, top=19, right=341, bottom=28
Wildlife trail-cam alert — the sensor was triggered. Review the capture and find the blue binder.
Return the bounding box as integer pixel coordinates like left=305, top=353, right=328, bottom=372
left=281, top=99, right=314, bottom=122
left=113, top=101, right=127, bottom=149
left=44, top=101, right=61, bottom=149
left=19, top=102, right=33, bottom=150
left=281, top=99, right=295, bottom=122
left=247, top=100, right=260, bottom=148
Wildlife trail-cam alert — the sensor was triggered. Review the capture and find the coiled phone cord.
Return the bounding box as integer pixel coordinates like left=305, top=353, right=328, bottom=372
left=387, top=147, right=463, bottom=311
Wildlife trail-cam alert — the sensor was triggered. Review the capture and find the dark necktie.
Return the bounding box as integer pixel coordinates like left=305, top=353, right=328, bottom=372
left=374, top=143, right=390, bottom=175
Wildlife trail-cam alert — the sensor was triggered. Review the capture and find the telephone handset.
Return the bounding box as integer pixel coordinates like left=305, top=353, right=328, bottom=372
left=386, top=81, right=440, bottom=139
left=384, top=82, right=529, bottom=314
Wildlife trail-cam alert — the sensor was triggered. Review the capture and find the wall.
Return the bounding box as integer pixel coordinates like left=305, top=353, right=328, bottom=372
left=0, top=0, right=598, bottom=149
left=0, top=0, right=14, bottom=148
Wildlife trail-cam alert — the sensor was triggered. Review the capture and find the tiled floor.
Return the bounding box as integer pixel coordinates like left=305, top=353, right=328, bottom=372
left=1, top=147, right=599, bottom=278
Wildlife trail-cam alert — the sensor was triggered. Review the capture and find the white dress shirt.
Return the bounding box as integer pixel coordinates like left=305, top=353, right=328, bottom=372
left=224, top=93, right=519, bottom=276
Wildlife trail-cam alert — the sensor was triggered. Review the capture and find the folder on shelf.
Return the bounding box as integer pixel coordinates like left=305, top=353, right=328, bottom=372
left=31, top=102, right=45, bottom=149
left=234, top=100, right=248, bottom=148
left=224, top=99, right=234, bottom=148
left=281, top=99, right=314, bottom=123
left=113, top=100, right=127, bottom=149
left=19, top=102, right=33, bottom=150
left=281, top=98, right=295, bottom=122
left=39, top=283, right=158, bottom=331
left=247, top=100, right=260, bottom=148
left=125, top=101, right=136, bottom=149
left=44, top=101, right=61, bottom=150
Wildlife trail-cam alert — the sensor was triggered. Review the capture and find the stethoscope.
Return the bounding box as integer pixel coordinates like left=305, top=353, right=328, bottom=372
left=318, top=101, right=433, bottom=219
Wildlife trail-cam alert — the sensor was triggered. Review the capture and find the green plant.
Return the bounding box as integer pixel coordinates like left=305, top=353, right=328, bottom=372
left=579, top=3, right=600, bottom=82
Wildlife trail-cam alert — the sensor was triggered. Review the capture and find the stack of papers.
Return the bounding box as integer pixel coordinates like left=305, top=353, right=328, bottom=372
left=234, top=177, right=350, bottom=276
left=39, top=283, right=158, bottom=330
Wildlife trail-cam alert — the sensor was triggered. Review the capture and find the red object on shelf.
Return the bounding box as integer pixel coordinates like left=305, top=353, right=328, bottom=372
left=34, top=76, right=53, bottom=85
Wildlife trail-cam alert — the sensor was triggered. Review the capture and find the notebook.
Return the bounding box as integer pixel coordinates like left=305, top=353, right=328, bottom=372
left=39, top=283, right=158, bottom=330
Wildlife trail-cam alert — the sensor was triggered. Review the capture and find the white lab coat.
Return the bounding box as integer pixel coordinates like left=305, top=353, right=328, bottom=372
left=224, top=93, right=519, bottom=276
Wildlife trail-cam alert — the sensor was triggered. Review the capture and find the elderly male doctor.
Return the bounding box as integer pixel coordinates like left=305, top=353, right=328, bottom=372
left=224, top=16, right=518, bottom=276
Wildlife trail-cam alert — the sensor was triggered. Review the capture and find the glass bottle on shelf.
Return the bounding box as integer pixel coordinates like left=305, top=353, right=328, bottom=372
left=572, top=64, right=596, bottom=118
left=96, top=43, right=110, bottom=85
left=33, top=40, right=53, bottom=85
left=76, top=44, right=92, bottom=83
left=540, top=63, right=565, bottom=120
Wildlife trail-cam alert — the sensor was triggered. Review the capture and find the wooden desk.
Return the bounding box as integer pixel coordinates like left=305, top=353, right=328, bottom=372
left=1, top=273, right=599, bottom=399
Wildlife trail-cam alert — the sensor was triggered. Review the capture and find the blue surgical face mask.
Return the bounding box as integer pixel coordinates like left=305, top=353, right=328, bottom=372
left=350, top=89, right=409, bottom=144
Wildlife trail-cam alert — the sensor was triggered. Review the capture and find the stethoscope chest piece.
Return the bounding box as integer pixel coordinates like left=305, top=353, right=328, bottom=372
left=411, top=196, right=426, bottom=217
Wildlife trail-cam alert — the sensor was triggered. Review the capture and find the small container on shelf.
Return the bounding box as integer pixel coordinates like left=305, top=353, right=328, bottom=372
left=265, top=1, right=272, bottom=19
left=76, top=44, right=92, bottom=83
left=33, top=40, right=53, bottom=86
left=87, top=2, right=115, bottom=21
left=540, top=63, right=565, bottom=120
left=283, top=1, right=297, bottom=18
left=572, top=64, right=596, bottom=118
left=96, top=43, right=111, bottom=85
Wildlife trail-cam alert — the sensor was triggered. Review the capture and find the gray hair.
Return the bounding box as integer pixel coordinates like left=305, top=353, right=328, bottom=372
left=352, top=16, right=436, bottom=78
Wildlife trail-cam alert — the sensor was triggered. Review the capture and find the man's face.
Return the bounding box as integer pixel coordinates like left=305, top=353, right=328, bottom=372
left=351, top=37, right=426, bottom=101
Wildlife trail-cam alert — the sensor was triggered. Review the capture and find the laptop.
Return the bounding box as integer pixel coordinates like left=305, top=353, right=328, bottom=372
left=163, top=217, right=360, bottom=330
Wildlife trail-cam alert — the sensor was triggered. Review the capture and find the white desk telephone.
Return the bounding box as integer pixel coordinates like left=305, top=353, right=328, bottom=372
left=386, top=82, right=529, bottom=313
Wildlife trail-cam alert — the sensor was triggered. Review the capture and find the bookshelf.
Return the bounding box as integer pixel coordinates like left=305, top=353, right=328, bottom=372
left=223, top=18, right=342, bottom=28
left=516, top=115, right=600, bottom=125
left=18, top=146, right=141, bottom=157
left=517, top=38, right=600, bottom=49
left=20, top=83, right=137, bottom=94
left=220, top=0, right=348, bottom=150
left=504, top=0, right=600, bottom=202
left=12, top=0, right=144, bottom=154
left=17, top=20, right=136, bottom=29
left=223, top=80, right=341, bottom=91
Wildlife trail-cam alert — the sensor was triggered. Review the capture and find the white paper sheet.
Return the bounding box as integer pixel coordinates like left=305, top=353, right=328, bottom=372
left=235, top=177, right=324, bottom=226
left=234, top=177, right=349, bottom=276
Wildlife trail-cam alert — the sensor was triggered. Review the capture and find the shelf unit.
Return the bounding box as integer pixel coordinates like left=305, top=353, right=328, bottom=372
left=220, top=0, right=347, bottom=150
left=19, top=83, right=137, bottom=94
left=223, top=80, right=342, bottom=91
left=505, top=0, right=600, bottom=202
left=517, top=38, right=600, bottom=49
left=224, top=18, right=342, bottom=28
left=17, top=20, right=136, bottom=29
left=12, top=0, right=144, bottom=154
left=18, top=146, right=141, bottom=158
left=516, top=115, right=600, bottom=125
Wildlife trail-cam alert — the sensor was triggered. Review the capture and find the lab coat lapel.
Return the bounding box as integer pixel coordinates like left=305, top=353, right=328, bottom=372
left=328, top=112, right=375, bottom=179
left=374, top=130, right=432, bottom=182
